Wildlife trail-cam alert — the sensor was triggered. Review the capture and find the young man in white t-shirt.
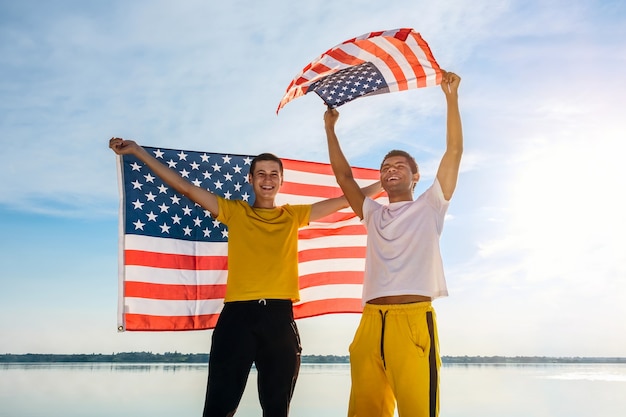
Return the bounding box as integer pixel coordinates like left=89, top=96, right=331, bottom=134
left=324, top=71, right=463, bottom=417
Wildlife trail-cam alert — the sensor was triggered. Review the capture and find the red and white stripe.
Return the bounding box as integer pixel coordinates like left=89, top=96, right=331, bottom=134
left=277, top=28, right=442, bottom=113
left=118, top=157, right=384, bottom=331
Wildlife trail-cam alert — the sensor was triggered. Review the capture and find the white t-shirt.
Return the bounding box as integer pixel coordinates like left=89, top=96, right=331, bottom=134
left=361, top=179, right=450, bottom=304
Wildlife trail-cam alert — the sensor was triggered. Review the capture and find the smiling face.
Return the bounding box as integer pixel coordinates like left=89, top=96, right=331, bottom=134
left=248, top=160, right=283, bottom=206
left=380, top=154, right=420, bottom=201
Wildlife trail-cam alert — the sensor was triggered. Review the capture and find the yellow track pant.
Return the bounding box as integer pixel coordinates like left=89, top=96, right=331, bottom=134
left=347, top=302, right=440, bottom=417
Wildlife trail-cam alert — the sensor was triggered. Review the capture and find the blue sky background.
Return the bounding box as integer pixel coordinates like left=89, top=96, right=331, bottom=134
left=1, top=0, right=624, bottom=357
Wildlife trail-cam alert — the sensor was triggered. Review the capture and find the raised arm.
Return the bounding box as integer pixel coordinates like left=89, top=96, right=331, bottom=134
left=309, top=180, right=381, bottom=221
left=322, top=107, right=370, bottom=219
left=436, top=71, right=463, bottom=201
left=108, top=137, right=219, bottom=216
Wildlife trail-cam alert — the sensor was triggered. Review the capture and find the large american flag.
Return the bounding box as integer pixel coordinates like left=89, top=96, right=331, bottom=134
left=277, top=28, right=442, bottom=113
left=116, top=146, right=383, bottom=331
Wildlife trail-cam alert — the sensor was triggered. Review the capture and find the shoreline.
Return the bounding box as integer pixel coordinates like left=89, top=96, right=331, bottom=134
left=2, top=353, right=626, bottom=364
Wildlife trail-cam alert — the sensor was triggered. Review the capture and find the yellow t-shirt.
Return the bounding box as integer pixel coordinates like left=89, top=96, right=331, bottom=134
left=216, top=197, right=311, bottom=302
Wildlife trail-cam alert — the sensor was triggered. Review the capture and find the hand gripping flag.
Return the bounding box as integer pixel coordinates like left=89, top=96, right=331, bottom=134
left=277, top=28, right=442, bottom=113
left=116, top=146, right=384, bottom=331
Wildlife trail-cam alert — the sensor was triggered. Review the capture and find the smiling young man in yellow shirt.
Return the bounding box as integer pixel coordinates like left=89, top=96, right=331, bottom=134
left=109, top=140, right=380, bottom=417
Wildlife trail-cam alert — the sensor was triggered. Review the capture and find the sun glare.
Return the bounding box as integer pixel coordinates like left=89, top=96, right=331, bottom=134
left=507, top=135, right=623, bottom=283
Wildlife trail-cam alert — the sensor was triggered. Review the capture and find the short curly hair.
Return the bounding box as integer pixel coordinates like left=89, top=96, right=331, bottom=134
left=380, top=150, right=419, bottom=174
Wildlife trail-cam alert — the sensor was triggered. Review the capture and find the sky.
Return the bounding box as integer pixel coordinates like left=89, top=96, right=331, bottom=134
left=1, top=0, right=625, bottom=358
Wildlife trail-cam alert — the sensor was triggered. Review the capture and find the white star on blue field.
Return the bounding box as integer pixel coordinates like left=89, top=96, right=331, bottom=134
left=1, top=0, right=625, bottom=357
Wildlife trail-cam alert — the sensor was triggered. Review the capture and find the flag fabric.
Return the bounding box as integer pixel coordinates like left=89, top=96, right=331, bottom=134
left=277, top=28, right=442, bottom=113
left=116, top=146, right=383, bottom=331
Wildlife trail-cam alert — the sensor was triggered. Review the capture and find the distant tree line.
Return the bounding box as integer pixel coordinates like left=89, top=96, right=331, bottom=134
left=441, top=356, right=626, bottom=364
left=1, top=352, right=625, bottom=364
left=0, top=352, right=208, bottom=364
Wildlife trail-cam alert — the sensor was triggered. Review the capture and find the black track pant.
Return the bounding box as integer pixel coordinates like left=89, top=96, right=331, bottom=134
left=203, top=299, right=302, bottom=417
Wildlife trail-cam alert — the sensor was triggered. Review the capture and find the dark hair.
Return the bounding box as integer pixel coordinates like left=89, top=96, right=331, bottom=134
left=250, top=153, right=284, bottom=175
left=380, top=150, right=419, bottom=174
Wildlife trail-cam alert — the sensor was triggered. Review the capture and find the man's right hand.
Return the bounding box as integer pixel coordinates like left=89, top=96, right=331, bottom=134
left=324, top=106, right=340, bottom=130
left=109, top=137, right=139, bottom=156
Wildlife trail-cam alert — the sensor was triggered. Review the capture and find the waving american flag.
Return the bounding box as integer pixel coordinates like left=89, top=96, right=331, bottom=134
left=277, top=28, right=442, bottom=113
left=116, top=146, right=382, bottom=331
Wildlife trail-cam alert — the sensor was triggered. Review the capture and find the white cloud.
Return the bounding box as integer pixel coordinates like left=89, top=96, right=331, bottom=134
left=1, top=0, right=625, bottom=355
left=0, top=0, right=512, bottom=214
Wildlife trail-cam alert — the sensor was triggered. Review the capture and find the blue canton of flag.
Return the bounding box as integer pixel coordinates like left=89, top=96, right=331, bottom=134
left=308, top=62, right=390, bottom=108
left=122, top=147, right=255, bottom=243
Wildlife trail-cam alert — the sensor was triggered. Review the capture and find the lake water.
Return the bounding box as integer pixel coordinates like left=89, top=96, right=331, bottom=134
left=1, top=362, right=625, bottom=417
